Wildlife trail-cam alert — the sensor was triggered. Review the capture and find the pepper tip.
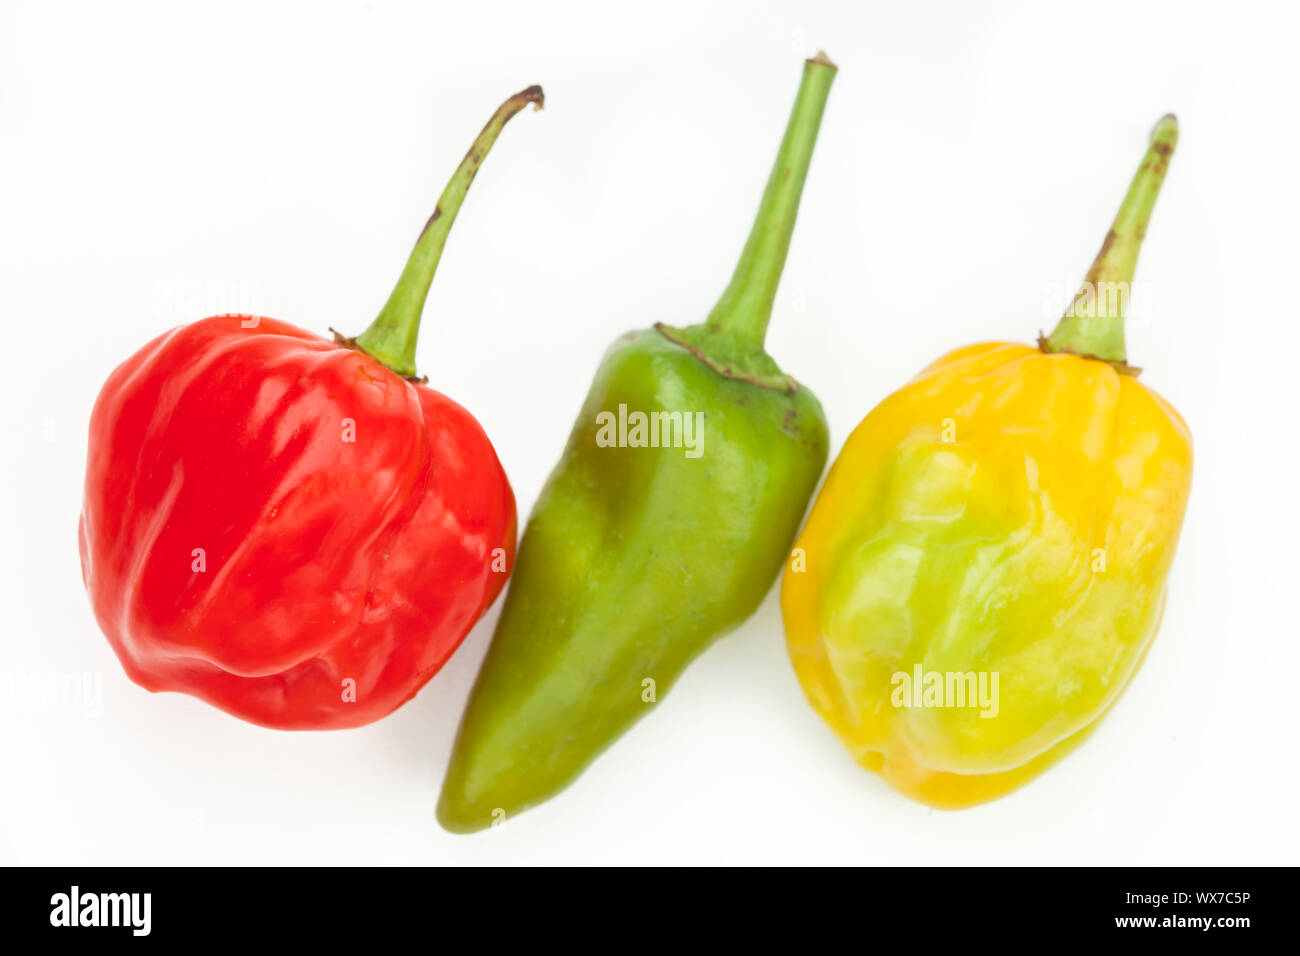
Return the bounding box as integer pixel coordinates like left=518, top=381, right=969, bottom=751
left=435, top=789, right=495, bottom=835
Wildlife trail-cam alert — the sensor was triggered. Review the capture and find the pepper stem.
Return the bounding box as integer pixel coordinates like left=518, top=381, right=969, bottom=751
left=656, top=53, right=836, bottom=392
left=1041, top=114, right=1178, bottom=367
left=351, top=85, right=544, bottom=379
left=707, top=52, right=837, bottom=349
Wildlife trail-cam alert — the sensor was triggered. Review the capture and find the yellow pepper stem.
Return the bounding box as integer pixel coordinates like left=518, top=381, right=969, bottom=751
left=1042, top=114, right=1179, bottom=368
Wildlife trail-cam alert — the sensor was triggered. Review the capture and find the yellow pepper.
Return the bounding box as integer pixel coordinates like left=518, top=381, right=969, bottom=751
left=781, top=115, right=1192, bottom=808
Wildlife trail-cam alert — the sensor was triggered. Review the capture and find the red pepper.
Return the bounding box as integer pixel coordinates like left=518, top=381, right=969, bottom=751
left=78, top=86, right=542, bottom=729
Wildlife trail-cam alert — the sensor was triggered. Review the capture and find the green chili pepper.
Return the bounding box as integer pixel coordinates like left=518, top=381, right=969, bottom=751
left=437, top=53, right=838, bottom=832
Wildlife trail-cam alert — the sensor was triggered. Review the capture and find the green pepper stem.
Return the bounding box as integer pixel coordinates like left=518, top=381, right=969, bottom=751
left=352, top=85, right=544, bottom=379
left=704, top=52, right=837, bottom=351
left=1042, top=113, right=1178, bottom=366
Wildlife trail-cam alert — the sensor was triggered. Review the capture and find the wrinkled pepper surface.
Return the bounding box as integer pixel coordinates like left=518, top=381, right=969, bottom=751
left=79, top=87, right=543, bottom=729
left=782, top=115, right=1192, bottom=808
left=438, top=55, right=838, bottom=831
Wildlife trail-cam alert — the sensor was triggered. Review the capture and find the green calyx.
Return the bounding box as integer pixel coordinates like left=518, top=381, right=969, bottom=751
left=657, top=52, right=837, bottom=394
left=342, top=85, right=544, bottom=381
left=1040, top=113, right=1179, bottom=372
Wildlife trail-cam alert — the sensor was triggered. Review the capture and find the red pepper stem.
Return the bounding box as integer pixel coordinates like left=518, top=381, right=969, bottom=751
left=1042, top=114, right=1178, bottom=366
left=354, top=85, right=544, bottom=379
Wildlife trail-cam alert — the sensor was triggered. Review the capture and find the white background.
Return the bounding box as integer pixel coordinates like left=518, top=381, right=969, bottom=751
left=2, top=0, right=1296, bottom=865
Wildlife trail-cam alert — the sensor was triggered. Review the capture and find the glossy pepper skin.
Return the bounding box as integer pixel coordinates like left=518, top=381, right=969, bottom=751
left=79, top=87, right=543, bottom=730
left=438, top=55, right=838, bottom=831
left=782, top=116, right=1191, bottom=807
